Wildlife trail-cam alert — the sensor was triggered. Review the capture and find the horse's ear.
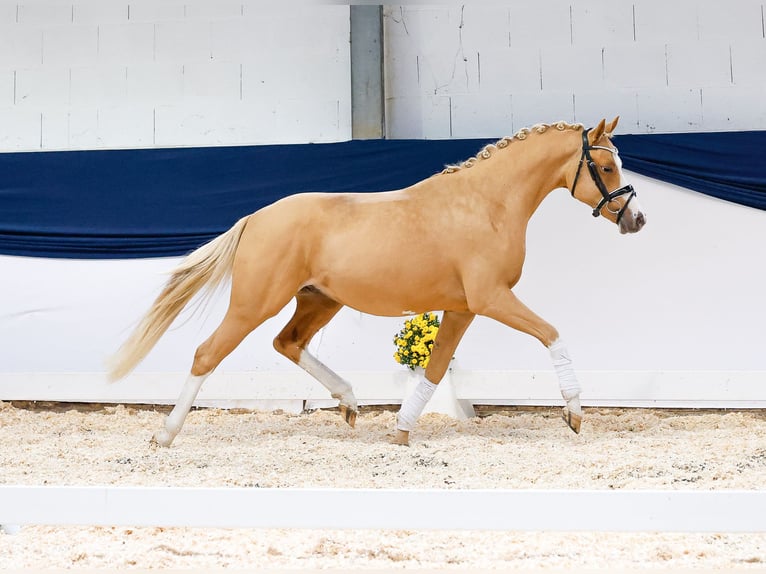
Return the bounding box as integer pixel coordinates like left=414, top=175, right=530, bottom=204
left=605, top=116, right=620, bottom=137
left=588, top=118, right=606, bottom=144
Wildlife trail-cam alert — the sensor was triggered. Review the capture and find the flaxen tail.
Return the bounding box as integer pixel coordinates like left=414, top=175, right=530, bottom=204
left=108, top=216, right=250, bottom=381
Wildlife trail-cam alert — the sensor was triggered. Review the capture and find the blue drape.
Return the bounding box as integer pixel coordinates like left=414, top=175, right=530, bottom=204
left=0, top=132, right=763, bottom=259
left=614, top=131, right=766, bottom=212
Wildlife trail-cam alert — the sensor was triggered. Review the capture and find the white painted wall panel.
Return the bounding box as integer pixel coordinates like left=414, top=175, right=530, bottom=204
left=418, top=48, right=477, bottom=96
left=510, top=91, right=574, bottom=132
left=270, top=98, right=348, bottom=144
left=0, top=108, right=39, bottom=148
left=0, top=3, right=16, bottom=23
left=97, top=24, right=155, bottom=65
left=603, top=42, right=666, bottom=89
left=385, top=95, right=451, bottom=139
left=154, top=103, right=258, bottom=147
left=127, top=2, right=185, bottom=23
left=386, top=1, right=766, bottom=136
left=636, top=87, right=703, bottom=133
left=209, top=14, right=349, bottom=63
left=126, top=63, right=184, bottom=104
left=17, top=3, right=72, bottom=26
left=184, top=1, right=242, bottom=21
left=41, top=109, right=71, bottom=149
left=0, top=26, right=43, bottom=69
left=509, top=2, right=571, bottom=47
left=666, top=41, right=732, bottom=88
left=0, top=4, right=351, bottom=150
left=573, top=90, right=638, bottom=132
left=384, top=7, right=465, bottom=99
left=701, top=86, right=766, bottom=131
left=183, top=62, right=240, bottom=101
left=70, top=66, right=127, bottom=106
left=539, top=44, right=604, bottom=91
left=155, top=98, right=347, bottom=147
left=43, top=25, right=99, bottom=67
left=385, top=6, right=452, bottom=43
left=155, top=21, right=212, bottom=63
left=237, top=7, right=350, bottom=56
left=633, top=1, right=699, bottom=42
left=478, top=48, right=540, bottom=94
left=698, top=1, right=764, bottom=41
left=243, top=51, right=347, bottom=102
left=66, top=108, right=100, bottom=148
left=571, top=1, right=634, bottom=44
left=94, top=105, right=155, bottom=147
left=731, top=39, right=766, bottom=86
left=15, top=67, right=70, bottom=108
left=0, top=72, right=13, bottom=107
left=458, top=6, right=510, bottom=51
left=73, top=3, right=128, bottom=25
left=209, top=19, right=252, bottom=62
left=450, top=93, right=511, bottom=139
left=383, top=49, right=419, bottom=99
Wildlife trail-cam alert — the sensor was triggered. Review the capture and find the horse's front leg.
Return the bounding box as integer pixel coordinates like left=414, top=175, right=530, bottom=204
left=393, top=311, right=475, bottom=446
left=471, top=288, right=583, bottom=434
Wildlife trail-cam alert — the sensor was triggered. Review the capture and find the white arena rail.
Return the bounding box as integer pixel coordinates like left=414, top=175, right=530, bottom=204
left=1, top=487, right=765, bottom=533
left=2, top=369, right=766, bottom=410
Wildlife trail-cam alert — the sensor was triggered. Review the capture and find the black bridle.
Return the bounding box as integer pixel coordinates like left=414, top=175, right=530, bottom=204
left=570, top=128, right=636, bottom=223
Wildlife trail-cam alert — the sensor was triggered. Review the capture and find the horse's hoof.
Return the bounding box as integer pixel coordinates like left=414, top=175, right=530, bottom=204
left=151, top=429, right=174, bottom=448
left=562, top=407, right=582, bottom=434
left=339, top=405, right=357, bottom=428
left=392, top=430, right=410, bottom=446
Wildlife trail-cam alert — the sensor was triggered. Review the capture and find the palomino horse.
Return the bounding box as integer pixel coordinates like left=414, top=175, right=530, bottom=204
left=109, top=117, right=646, bottom=447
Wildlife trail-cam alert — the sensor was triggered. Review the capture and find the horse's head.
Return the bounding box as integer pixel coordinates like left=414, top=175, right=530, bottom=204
left=569, top=117, right=646, bottom=234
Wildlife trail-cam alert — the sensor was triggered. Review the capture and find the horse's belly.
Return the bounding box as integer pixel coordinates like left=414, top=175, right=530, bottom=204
left=309, top=272, right=467, bottom=317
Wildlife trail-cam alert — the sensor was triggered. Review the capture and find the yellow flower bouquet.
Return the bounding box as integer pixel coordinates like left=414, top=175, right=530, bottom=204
left=393, top=312, right=440, bottom=370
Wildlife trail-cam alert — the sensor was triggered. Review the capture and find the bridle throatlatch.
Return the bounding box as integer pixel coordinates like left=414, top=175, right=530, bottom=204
left=570, top=128, right=636, bottom=222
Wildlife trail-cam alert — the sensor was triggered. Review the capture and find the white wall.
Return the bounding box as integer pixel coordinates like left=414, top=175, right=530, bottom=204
left=4, top=2, right=766, bottom=150
left=3, top=1, right=765, bottom=149
left=0, top=2, right=351, bottom=150
left=384, top=1, right=766, bottom=137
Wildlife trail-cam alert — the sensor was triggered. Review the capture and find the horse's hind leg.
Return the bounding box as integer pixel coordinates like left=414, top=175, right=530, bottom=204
left=393, top=311, right=475, bottom=446
left=151, top=307, right=266, bottom=447
left=273, top=287, right=358, bottom=426
left=153, top=267, right=298, bottom=447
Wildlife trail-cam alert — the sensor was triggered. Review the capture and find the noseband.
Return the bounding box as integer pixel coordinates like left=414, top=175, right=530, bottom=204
left=570, top=128, right=636, bottom=222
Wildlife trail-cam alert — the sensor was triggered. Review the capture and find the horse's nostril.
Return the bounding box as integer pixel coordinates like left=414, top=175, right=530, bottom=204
left=636, top=212, right=646, bottom=227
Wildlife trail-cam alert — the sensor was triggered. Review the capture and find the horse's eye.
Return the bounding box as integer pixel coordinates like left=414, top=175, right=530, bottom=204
left=602, top=166, right=614, bottom=173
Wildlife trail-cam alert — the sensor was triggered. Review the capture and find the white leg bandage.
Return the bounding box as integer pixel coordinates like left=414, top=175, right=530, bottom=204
left=154, top=372, right=209, bottom=446
left=397, top=374, right=438, bottom=432
left=549, top=339, right=581, bottom=401
left=298, top=351, right=357, bottom=410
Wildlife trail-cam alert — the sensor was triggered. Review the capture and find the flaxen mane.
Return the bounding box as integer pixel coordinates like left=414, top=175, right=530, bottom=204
left=441, top=121, right=585, bottom=174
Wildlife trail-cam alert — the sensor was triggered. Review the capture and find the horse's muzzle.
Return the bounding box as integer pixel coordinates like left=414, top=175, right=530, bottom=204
left=619, top=210, right=646, bottom=234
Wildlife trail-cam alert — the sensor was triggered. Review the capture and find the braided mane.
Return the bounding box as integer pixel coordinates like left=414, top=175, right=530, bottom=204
left=441, top=121, right=584, bottom=175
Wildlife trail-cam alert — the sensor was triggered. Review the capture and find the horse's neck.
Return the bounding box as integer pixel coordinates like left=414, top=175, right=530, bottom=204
left=448, top=135, right=576, bottom=219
